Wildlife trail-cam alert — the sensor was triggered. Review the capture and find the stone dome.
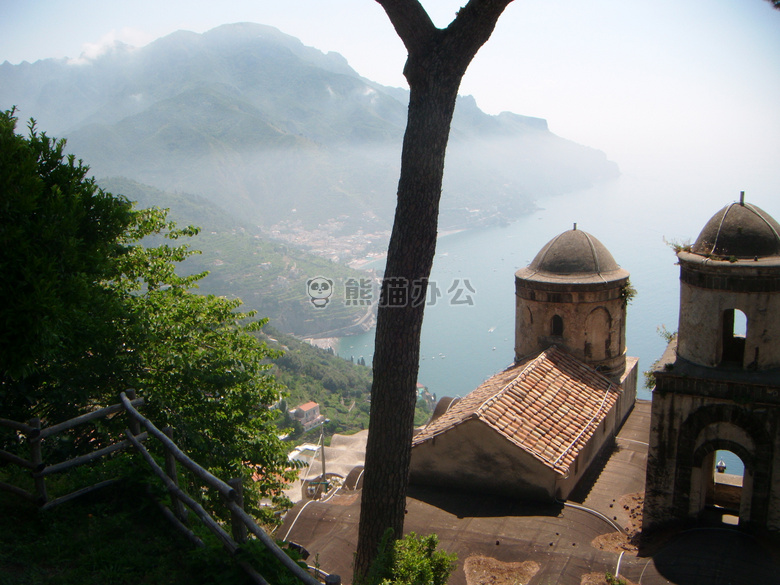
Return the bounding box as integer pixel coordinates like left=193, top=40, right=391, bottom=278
left=692, top=200, right=780, bottom=259
left=518, top=227, right=629, bottom=283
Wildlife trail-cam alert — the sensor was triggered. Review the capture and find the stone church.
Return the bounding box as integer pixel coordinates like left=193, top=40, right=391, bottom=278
left=408, top=196, right=780, bottom=535
left=643, top=195, right=780, bottom=533
left=409, top=226, right=638, bottom=500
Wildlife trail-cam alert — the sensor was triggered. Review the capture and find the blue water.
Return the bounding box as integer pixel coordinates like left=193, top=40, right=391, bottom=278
left=336, top=166, right=779, bottom=477
left=338, top=172, right=683, bottom=400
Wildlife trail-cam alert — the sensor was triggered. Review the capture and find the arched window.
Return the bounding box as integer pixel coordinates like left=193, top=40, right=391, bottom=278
left=695, top=448, right=749, bottom=526
left=720, top=309, right=747, bottom=366
left=551, top=315, right=563, bottom=336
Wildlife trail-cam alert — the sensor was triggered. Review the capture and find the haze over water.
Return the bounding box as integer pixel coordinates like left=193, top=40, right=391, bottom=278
left=339, top=161, right=776, bottom=400
left=336, top=157, right=778, bottom=477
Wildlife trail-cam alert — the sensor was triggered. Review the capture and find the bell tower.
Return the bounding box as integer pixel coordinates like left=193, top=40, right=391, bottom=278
left=676, top=194, right=780, bottom=370
left=644, top=195, right=780, bottom=534
left=514, top=224, right=633, bottom=380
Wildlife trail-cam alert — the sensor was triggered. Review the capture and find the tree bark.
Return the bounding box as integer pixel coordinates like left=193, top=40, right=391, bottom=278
left=354, top=1, right=513, bottom=580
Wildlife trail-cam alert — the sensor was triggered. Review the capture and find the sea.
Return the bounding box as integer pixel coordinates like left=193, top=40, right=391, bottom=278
left=334, top=159, right=780, bottom=478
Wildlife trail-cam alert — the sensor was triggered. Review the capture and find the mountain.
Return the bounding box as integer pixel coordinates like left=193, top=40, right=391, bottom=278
left=1, top=23, right=619, bottom=237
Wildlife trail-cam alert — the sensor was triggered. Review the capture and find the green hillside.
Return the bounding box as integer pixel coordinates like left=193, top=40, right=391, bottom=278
left=263, top=326, right=373, bottom=439
left=261, top=326, right=433, bottom=442
left=100, top=177, right=376, bottom=338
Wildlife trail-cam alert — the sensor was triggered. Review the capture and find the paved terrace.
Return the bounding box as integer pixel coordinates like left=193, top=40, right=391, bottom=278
left=279, top=401, right=780, bottom=584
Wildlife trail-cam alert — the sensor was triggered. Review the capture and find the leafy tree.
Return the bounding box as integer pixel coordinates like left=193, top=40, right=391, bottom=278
left=355, top=0, right=513, bottom=578
left=0, top=110, right=133, bottom=393
left=0, top=109, right=293, bottom=520
left=413, top=398, right=432, bottom=427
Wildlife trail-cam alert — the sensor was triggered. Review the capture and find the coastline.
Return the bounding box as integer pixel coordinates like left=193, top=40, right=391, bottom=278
left=345, top=228, right=468, bottom=270
left=302, top=337, right=340, bottom=352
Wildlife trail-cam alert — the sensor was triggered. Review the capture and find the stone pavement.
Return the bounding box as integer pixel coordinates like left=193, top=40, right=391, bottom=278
left=568, top=399, right=652, bottom=537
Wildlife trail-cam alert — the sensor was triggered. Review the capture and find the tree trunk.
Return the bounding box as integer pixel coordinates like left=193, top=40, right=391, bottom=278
left=354, top=1, right=513, bottom=580
left=355, top=73, right=460, bottom=582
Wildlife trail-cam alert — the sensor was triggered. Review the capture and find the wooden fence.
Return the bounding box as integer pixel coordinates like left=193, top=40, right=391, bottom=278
left=0, top=390, right=340, bottom=585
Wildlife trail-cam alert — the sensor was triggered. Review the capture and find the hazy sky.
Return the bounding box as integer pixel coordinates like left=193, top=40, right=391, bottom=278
left=2, top=0, right=779, bottom=177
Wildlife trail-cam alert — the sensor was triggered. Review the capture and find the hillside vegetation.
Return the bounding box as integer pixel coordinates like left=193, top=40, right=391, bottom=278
left=262, top=326, right=433, bottom=443
left=101, top=177, right=376, bottom=337
left=1, top=21, right=622, bottom=341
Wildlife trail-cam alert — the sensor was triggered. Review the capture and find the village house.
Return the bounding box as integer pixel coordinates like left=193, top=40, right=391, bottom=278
left=290, top=401, right=324, bottom=431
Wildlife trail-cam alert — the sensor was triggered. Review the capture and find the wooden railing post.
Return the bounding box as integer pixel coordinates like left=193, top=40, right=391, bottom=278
left=163, top=426, right=187, bottom=523
left=27, top=417, right=47, bottom=505
left=227, top=478, right=248, bottom=545
left=124, top=389, right=142, bottom=436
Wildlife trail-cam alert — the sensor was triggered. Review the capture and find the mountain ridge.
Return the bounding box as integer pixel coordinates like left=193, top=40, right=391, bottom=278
left=1, top=22, right=619, bottom=236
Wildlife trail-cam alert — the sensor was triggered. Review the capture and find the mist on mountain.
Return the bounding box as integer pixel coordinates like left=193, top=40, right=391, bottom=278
left=1, top=22, right=618, bottom=238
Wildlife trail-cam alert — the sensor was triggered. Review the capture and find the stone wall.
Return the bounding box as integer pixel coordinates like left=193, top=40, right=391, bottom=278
left=677, top=253, right=780, bottom=370
left=409, top=418, right=558, bottom=500
left=643, top=348, right=780, bottom=533
left=515, top=278, right=628, bottom=376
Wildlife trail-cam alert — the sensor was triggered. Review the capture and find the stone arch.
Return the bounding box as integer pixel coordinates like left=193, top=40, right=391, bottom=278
left=673, top=403, right=772, bottom=525
left=692, top=439, right=754, bottom=474
left=584, top=306, right=612, bottom=360
left=689, top=435, right=755, bottom=523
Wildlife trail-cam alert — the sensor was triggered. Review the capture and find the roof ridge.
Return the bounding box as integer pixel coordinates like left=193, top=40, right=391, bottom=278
left=708, top=202, right=738, bottom=256
left=581, top=230, right=600, bottom=273
left=744, top=202, right=780, bottom=248
left=478, top=345, right=620, bottom=473
left=412, top=345, right=624, bottom=475
left=475, top=348, right=551, bottom=416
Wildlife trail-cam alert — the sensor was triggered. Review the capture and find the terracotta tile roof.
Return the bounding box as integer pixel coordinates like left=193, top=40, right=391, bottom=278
left=297, top=401, right=319, bottom=411
left=411, top=346, right=621, bottom=474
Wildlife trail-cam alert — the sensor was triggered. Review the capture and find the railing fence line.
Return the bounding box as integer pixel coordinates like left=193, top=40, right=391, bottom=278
left=0, top=390, right=340, bottom=585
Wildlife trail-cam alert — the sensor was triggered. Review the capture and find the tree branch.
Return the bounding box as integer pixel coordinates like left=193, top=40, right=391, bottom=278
left=377, top=0, right=515, bottom=82
left=444, top=0, right=515, bottom=72
left=375, top=0, right=437, bottom=56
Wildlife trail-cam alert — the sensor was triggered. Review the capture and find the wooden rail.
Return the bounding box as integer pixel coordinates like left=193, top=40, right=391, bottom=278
left=118, top=393, right=237, bottom=501
left=119, top=392, right=328, bottom=585
left=0, top=390, right=341, bottom=585
left=0, top=390, right=146, bottom=505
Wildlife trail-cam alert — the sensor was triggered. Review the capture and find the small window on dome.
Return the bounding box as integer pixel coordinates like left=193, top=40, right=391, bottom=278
left=551, top=315, right=564, bottom=337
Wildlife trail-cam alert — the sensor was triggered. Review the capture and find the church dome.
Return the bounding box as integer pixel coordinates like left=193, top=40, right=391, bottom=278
left=520, top=227, right=628, bottom=283
left=691, top=200, right=780, bottom=259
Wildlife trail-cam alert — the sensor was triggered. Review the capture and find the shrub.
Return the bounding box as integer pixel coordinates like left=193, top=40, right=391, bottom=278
left=363, top=530, right=457, bottom=585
